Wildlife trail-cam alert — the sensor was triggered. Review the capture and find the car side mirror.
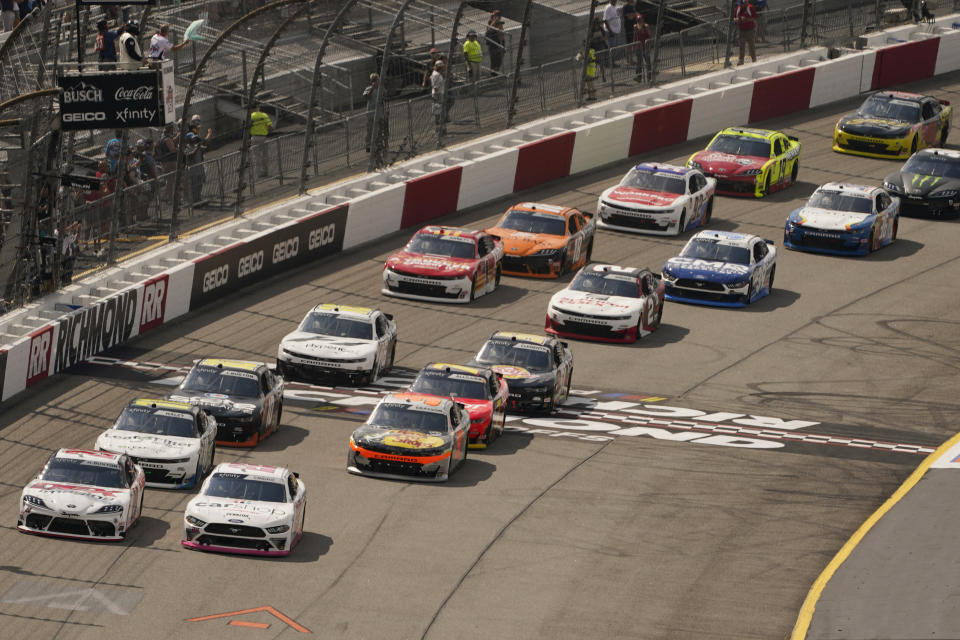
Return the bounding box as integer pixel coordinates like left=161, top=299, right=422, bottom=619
left=384, top=313, right=394, bottom=321
left=293, top=472, right=300, bottom=478
left=765, top=239, right=775, bottom=245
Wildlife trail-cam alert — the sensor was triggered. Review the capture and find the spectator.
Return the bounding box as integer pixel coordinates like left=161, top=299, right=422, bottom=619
left=422, top=48, right=447, bottom=88
left=463, top=30, right=483, bottom=83
left=362, top=73, right=385, bottom=153
left=633, top=15, right=652, bottom=83
left=188, top=114, right=213, bottom=148
left=430, top=60, right=453, bottom=125
left=250, top=103, right=273, bottom=176
left=735, top=0, right=758, bottom=65
left=621, top=0, right=638, bottom=63
left=17, top=0, right=32, bottom=21
left=603, top=0, right=621, bottom=65
left=184, top=132, right=208, bottom=206
left=95, top=20, right=120, bottom=70
left=117, top=20, right=144, bottom=69
left=484, top=12, right=506, bottom=76
left=577, top=44, right=597, bottom=101
left=755, top=0, right=768, bottom=43
left=96, top=159, right=116, bottom=196
left=105, top=137, right=122, bottom=174
left=590, top=17, right=609, bottom=81
left=157, top=123, right=179, bottom=166
left=1, top=0, right=17, bottom=33
left=148, top=23, right=187, bottom=61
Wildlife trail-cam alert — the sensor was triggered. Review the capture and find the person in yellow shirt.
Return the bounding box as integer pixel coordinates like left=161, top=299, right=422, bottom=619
left=250, top=104, right=273, bottom=178
left=463, top=30, right=482, bottom=83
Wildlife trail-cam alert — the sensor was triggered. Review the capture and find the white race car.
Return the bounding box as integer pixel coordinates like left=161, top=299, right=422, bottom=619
left=276, top=303, right=397, bottom=385
left=17, top=449, right=145, bottom=542
left=96, top=398, right=217, bottom=489
left=545, top=264, right=666, bottom=343
left=597, top=163, right=716, bottom=235
left=182, top=462, right=306, bottom=556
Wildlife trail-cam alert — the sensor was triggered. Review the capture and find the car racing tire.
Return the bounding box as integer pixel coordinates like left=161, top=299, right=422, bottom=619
left=364, top=359, right=380, bottom=386
left=585, top=239, right=594, bottom=262
left=276, top=399, right=283, bottom=431
left=676, top=210, right=686, bottom=237
left=704, top=198, right=714, bottom=224
left=388, top=342, right=397, bottom=370
left=941, top=125, right=949, bottom=147
left=652, top=300, right=664, bottom=327
left=559, top=249, right=569, bottom=276
left=768, top=266, right=776, bottom=292
left=495, top=264, right=502, bottom=287
left=868, top=227, right=876, bottom=253
left=911, top=135, right=918, bottom=155
left=470, top=273, right=478, bottom=301
left=763, top=172, right=772, bottom=197
left=208, top=442, right=217, bottom=474
left=746, top=282, right=755, bottom=305
left=892, top=217, right=899, bottom=242
left=564, top=372, right=572, bottom=403
left=791, top=161, right=799, bottom=184
left=194, top=458, right=204, bottom=488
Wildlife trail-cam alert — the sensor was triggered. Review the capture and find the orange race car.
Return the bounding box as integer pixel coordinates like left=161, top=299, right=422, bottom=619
left=485, top=202, right=597, bottom=278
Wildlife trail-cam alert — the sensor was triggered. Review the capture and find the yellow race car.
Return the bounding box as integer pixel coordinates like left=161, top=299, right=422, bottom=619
left=687, top=127, right=801, bottom=198
left=833, top=91, right=951, bottom=159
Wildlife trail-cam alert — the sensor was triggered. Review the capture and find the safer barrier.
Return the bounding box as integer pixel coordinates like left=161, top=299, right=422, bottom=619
left=2, top=17, right=958, bottom=405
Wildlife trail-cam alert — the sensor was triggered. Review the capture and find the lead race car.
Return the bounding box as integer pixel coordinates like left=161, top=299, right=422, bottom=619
left=276, top=303, right=397, bottom=385
left=182, top=462, right=306, bottom=557
left=347, top=392, right=470, bottom=482
left=18, top=449, right=145, bottom=541
left=687, top=127, right=800, bottom=197
left=485, top=202, right=596, bottom=277
left=883, top=148, right=960, bottom=218
left=168, top=358, right=283, bottom=447
left=96, top=398, right=217, bottom=489
left=469, top=331, right=573, bottom=413
left=662, top=230, right=776, bottom=307
left=833, top=91, right=951, bottom=159
left=409, top=362, right=508, bottom=448
left=382, top=225, right=504, bottom=303
left=596, top=163, right=716, bottom=235
left=784, top=183, right=899, bottom=256
left=545, top=263, right=665, bottom=343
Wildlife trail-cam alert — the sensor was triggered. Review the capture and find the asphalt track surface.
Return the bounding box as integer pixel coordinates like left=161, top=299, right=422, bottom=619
left=2, top=71, right=960, bottom=640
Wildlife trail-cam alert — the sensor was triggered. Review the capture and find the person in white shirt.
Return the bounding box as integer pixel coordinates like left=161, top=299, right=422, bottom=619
left=603, top=0, right=622, bottom=57
left=148, top=23, right=186, bottom=60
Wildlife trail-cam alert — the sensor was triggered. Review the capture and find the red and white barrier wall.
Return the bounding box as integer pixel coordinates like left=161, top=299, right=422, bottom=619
left=2, top=18, right=959, bottom=404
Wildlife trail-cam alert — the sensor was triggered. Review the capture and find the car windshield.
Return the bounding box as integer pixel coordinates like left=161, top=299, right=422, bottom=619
left=680, top=239, right=752, bottom=265
left=707, top=135, right=771, bottom=158
left=474, top=341, right=552, bottom=372
left=411, top=373, right=488, bottom=400
left=406, top=234, right=475, bottom=259
left=40, top=458, right=126, bottom=488
left=368, top=403, right=450, bottom=433
left=180, top=367, right=260, bottom=398
left=808, top=191, right=874, bottom=214
left=497, top=210, right=566, bottom=235
left=116, top=407, right=197, bottom=438
left=205, top=473, right=287, bottom=502
left=299, top=312, right=372, bottom=339
left=903, top=155, right=960, bottom=178
left=569, top=271, right=639, bottom=297
left=859, top=96, right=920, bottom=122
left=619, top=170, right=686, bottom=194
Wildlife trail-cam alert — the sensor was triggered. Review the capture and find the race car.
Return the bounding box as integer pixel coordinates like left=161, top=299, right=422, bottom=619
left=883, top=148, right=960, bottom=217
left=484, top=202, right=595, bottom=277
left=545, top=264, right=665, bottom=343
left=468, top=331, right=573, bottom=413
left=168, top=358, right=283, bottom=447
left=17, top=449, right=145, bottom=541
left=95, top=398, right=217, bottom=489
left=276, top=303, right=398, bottom=385
left=182, top=462, right=306, bottom=557
left=833, top=91, right=951, bottom=159
left=382, top=225, right=504, bottom=303
left=596, top=163, right=716, bottom=235
left=687, top=127, right=800, bottom=197
left=662, top=230, right=776, bottom=307
left=347, top=392, right=470, bottom=482
left=784, top=183, right=899, bottom=256
left=409, top=362, right=508, bottom=448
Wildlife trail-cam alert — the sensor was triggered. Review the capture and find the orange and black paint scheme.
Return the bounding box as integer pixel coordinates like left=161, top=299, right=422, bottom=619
left=486, top=202, right=596, bottom=278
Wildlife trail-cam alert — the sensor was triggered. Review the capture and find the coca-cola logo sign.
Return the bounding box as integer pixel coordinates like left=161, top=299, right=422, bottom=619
left=58, top=70, right=164, bottom=130
left=115, top=86, right=154, bottom=101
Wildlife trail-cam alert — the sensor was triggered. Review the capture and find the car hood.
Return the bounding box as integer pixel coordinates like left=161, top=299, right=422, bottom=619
left=352, top=426, right=452, bottom=451
left=486, top=227, right=564, bottom=255
left=794, top=207, right=871, bottom=230
left=280, top=331, right=375, bottom=357
left=663, top=257, right=751, bottom=283
left=96, top=431, right=200, bottom=458
left=187, top=497, right=292, bottom=525
left=166, top=393, right=261, bottom=417
left=891, top=172, right=960, bottom=196
left=601, top=186, right=681, bottom=208
left=839, top=115, right=913, bottom=137
left=24, top=481, right=129, bottom=512
left=386, top=252, right=474, bottom=276
left=550, top=289, right=640, bottom=315
left=691, top=151, right=766, bottom=174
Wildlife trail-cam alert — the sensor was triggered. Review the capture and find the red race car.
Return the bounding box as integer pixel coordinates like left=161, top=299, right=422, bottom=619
left=687, top=126, right=801, bottom=198
left=409, top=362, right=508, bottom=448
left=382, top=226, right=504, bottom=303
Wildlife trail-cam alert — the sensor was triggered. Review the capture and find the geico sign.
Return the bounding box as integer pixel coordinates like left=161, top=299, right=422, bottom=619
left=238, top=250, right=264, bottom=278
left=309, top=224, right=337, bottom=250
left=272, top=237, right=299, bottom=264
left=63, top=112, right=106, bottom=123
left=202, top=265, right=229, bottom=292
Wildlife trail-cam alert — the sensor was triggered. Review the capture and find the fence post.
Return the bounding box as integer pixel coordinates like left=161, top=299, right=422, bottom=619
left=652, top=0, right=667, bottom=80
left=800, top=0, right=811, bottom=49
left=847, top=2, right=854, bottom=39
left=538, top=64, right=546, bottom=111
left=875, top=0, right=882, bottom=33
left=218, top=157, right=227, bottom=207
left=679, top=30, right=686, bottom=76
left=507, top=0, right=534, bottom=129
left=723, top=0, right=736, bottom=67
left=277, top=137, right=285, bottom=185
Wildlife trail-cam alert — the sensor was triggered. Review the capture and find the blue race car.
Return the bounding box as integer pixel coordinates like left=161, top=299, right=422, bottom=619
left=784, top=183, right=899, bottom=256
left=661, top=230, right=777, bottom=307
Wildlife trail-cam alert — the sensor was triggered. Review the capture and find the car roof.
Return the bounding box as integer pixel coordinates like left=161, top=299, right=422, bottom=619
left=816, top=182, right=881, bottom=197
left=915, top=148, right=960, bottom=160
left=874, top=90, right=924, bottom=102
left=717, top=126, right=778, bottom=139
left=489, top=330, right=554, bottom=347
left=507, top=202, right=576, bottom=217
left=212, top=462, right=288, bottom=481
left=127, top=398, right=199, bottom=416
left=381, top=392, right=456, bottom=413
left=308, top=303, right=376, bottom=320
left=421, top=362, right=492, bottom=379
left=689, top=229, right=759, bottom=248
left=632, top=162, right=693, bottom=176
left=55, top=448, right=123, bottom=466
left=194, top=358, right=265, bottom=373
left=583, top=263, right=644, bottom=278
left=418, top=225, right=481, bottom=241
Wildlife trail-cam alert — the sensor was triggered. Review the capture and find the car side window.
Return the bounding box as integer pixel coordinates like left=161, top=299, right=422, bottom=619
left=694, top=174, right=705, bottom=191
left=567, top=215, right=578, bottom=234
left=260, top=372, right=271, bottom=394
left=753, top=241, right=767, bottom=262
left=489, top=374, right=499, bottom=397
left=287, top=474, right=298, bottom=501
left=877, top=193, right=891, bottom=211
left=375, top=315, right=386, bottom=338
left=640, top=275, right=651, bottom=295
left=195, top=414, right=205, bottom=435
left=124, top=458, right=135, bottom=486
left=922, top=101, right=935, bottom=119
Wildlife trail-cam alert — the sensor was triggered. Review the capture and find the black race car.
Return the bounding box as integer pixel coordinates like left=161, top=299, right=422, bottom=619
left=883, top=148, right=960, bottom=218
left=168, top=359, right=284, bottom=447
left=468, top=331, right=573, bottom=414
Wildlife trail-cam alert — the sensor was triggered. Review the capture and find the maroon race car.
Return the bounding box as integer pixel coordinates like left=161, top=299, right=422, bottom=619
left=381, top=226, right=504, bottom=303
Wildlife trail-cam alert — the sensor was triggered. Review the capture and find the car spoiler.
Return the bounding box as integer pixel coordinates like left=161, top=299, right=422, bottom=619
left=583, top=211, right=594, bottom=218
left=788, top=135, right=800, bottom=142
left=487, top=233, right=501, bottom=242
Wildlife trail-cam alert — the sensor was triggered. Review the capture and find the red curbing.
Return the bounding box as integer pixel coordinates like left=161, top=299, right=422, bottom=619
left=513, top=132, right=576, bottom=192
left=871, top=37, right=940, bottom=89
left=629, top=99, right=693, bottom=156
left=749, top=67, right=815, bottom=123
left=401, top=166, right=463, bottom=229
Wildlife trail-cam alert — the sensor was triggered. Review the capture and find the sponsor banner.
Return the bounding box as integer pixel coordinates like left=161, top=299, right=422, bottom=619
left=57, top=70, right=164, bottom=130
left=52, top=289, right=140, bottom=374
left=0, top=349, right=6, bottom=397
left=138, top=274, right=169, bottom=334
left=189, top=205, right=348, bottom=310
left=26, top=326, right=56, bottom=388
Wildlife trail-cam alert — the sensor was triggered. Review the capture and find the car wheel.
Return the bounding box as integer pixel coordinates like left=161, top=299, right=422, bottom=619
left=868, top=227, right=876, bottom=252
left=558, top=249, right=569, bottom=276
left=941, top=125, right=949, bottom=147
left=208, top=442, right=217, bottom=474
left=746, top=282, right=754, bottom=304
left=494, top=264, right=502, bottom=288
left=365, top=359, right=380, bottom=385
left=585, top=239, right=594, bottom=262
left=768, top=265, right=776, bottom=292
left=388, top=342, right=397, bottom=369
left=704, top=197, right=713, bottom=224
left=911, top=135, right=918, bottom=155
left=791, top=160, right=799, bottom=184
left=676, top=210, right=686, bottom=236
left=763, top=172, right=772, bottom=197
left=469, top=273, right=478, bottom=301
left=652, top=300, right=664, bottom=327
left=564, top=372, right=572, bottom=403
left=891, top=217, right=899, bottom=242
left=194, top=458, right=203, bottom=488
left=276, top=399, right=283, bottom=431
